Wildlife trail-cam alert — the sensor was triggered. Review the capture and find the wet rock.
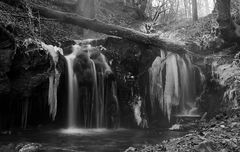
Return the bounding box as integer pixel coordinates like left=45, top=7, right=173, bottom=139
left=220, top=125, right=225, bottom=128
left=127, top=108, right=240, bottom=152
left=0, top=38, right=65, bottom=129
left=0, top=25, right=16, bottom=72
left=0, top=130, right=12, bottom=135
left=16, top=143, right=42, bottom=152
left=124, top=147, right=137, bottom=152
left=169, top=124, right=182, bottom=130
left=9, top=39, right=65, bottom=97
left=198, top=131, right=205, bottom=136
left=0, top=72, right=10, bottom=94
left=0, top=143, right=15, bottom=152
left=230, top=122, right=240, bottom=128
left=195, top=141, right=215, bottom=152
left=0, top=25, right=16, bottom=95
left=9, top=44, right=51, bottom=96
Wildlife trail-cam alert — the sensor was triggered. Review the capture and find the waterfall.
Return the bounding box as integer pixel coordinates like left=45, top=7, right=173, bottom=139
left=164, top=54, right=180, bottom=121
left=95, top=65, right=104, bottom=128
left=65, top=54, right=79, bottom=128
left=64, top=44, right=119, bottom=128
left=149, top=52, right=202, bottom=121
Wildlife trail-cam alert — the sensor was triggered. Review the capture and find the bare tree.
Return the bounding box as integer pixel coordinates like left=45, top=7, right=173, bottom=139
left=76, top=0, right=98, bottom=37
left=135, top=0, right=148, bottom=19
left=216, top=0, right=240, bottom=43
left=192, top=0, right=198, bottom=21
left=183, top=0, right=191, bottom=18
left=204, top=0, right=210, bottom=14
left=187, top=0, right=192, bottom=18
left=76, top=0, right=97, bottom=18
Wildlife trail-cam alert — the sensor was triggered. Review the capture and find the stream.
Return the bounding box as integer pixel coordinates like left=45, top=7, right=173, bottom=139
left=0, top=128, right=186, bottom=152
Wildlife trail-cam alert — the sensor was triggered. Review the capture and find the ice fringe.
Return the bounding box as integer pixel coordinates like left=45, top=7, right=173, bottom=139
left=149, top=52, right=199, bottom=122
left=41, top=42, right=63, bottom=120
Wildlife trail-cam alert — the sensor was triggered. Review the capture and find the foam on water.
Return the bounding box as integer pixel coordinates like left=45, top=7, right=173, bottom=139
left=59, top=128, right=127, bottom=135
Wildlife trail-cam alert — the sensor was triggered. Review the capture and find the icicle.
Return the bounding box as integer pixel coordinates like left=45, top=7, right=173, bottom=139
left=149, top=52, right=201, bottom=122
left=48, top=69, right=61, bottom=120
left=48, top=74, right=54, bottom=118
left=41, top=42, right=63, bottom=120
left=149, top=56, right=165, bottom=114
left=21, top=98, right=29, bottom=129
left=100, top=53, right=112, bottom=74
left=150, top=54, right=180, bottom=121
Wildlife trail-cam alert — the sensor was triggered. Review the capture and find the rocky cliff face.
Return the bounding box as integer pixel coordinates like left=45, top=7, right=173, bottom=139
left=0, top=25, right=65, bottom=130
left=0, top=25, right=16, bottom=95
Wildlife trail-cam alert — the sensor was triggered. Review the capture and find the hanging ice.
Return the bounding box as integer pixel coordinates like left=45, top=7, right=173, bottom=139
left=149, top=52, right=201, bottom=121
left=41, top=42, right=63, bottom=120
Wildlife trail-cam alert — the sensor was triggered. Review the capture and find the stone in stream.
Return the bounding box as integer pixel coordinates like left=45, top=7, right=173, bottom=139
left=0, top=143, right=15, bottom=152
left=16, top=143, right=42, bottom=152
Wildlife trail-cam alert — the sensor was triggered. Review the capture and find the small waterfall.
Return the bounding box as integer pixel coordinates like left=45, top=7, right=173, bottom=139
left=164, top=54, right=180, bottom=121
left=95, top=65, right=104, bottom=128
left=65, top=54, right=79, bottom=128
left=64, top=44, right=119, bottom=128
left=149, top=52, right=203, bottom=121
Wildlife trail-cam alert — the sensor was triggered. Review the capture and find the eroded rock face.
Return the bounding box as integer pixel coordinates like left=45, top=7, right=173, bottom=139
left=73, top=49, right=94, bottom=86
left=0, top=73, right=10, bottom=94
left=0, top=25, right=16, bottom=95
left=9, top=43, right=51, bottom=97
left=8, top=40, right=64, bottom=96
left=62, top=37, right=160, bottom=128
left=0, top=26, right=65, bottom=129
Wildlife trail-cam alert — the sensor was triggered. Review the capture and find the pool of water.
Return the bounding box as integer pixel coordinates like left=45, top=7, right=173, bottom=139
left=0, top=128, right=186, bottom=152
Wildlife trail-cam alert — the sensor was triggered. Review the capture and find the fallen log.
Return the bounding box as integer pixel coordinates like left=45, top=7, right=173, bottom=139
left=30, top=3, right=190, bottom=55
left=51, top=0, right=77, bottom=9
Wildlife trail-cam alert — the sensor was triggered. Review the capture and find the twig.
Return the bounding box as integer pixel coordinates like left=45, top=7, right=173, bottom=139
left=38, top=10, right=42, bottom=39
left=0, top=10, right=57, bottom=21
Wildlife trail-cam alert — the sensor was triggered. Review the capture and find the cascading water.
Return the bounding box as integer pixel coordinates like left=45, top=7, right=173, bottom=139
left=65, top=53, right=79, bottom=128
left=64, top=44, right=119, bottom=129
left=149, top=52, right=203, bottom=121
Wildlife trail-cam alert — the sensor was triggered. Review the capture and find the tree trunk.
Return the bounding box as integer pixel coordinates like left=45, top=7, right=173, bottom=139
left=51, top=0, right=77, bottom=9
left=183, top=0, right=188, bottom=18
left=76, top=0, right=98, bottom=37
left=204, top=0, right=210, bottom=14
left=29, top=3, right=190, bottom=55
left=76, top=0, right=96, bottom=18
left=136, top=0, right=148, bottom=20
left=188, top=0, right=192, bottom=18
left=216, top=0, right=240, bottom=44
left=192, top=0, right=198, bottom=21
left=123, top=0, right=127, bottom=6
